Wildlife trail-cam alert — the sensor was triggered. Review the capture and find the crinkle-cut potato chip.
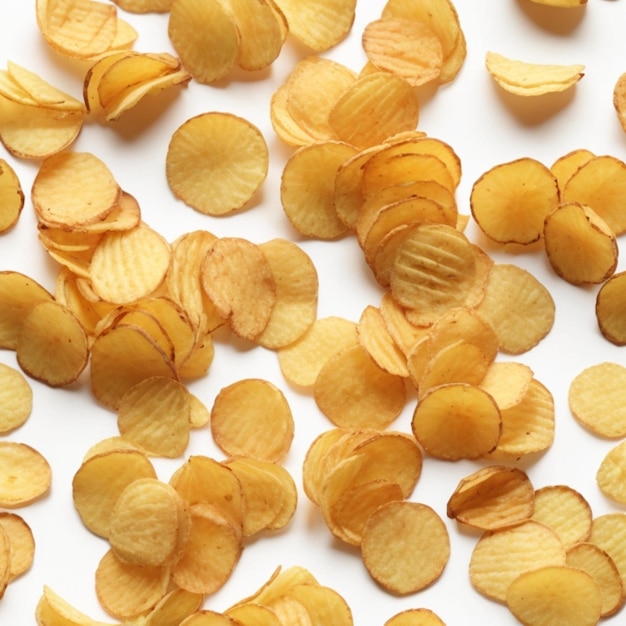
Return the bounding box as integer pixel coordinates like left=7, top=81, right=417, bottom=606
left=478, top=361, right=534, bottom=411
left=36, top=0, right=119, bottom=59
left=0, top=362, right=32, bottom=434
left=35, top=585, right=113, bottom=626
left=225, top=602, right=281, bottom=625
left=590, top=513, right=626, bottom=591
left=596, top=272, right=626, bottom=345
left=281, top=141, right=357, bottom=240
left=544, top=202, right=618, bottom=285
left=95, top=548, right=170, bottom=620
left=171, top=502, right=242, bottom=595
left=254, top=238, right=318, bottom=350
left=210, top=378, right=294, bottom=462
left=597, top=440, right=626, bottom=505
left=469, top=520, right=567, bottom=603
left=0, top=512, right=35, bottom=582
left=178, top=610, right=240, bottom=625
left=507, top=565, right=602, bottom=626
left=470, top=157, right=559, bottom=245
left=32, top=151, right=120, bottom=228
left=411, top=383, right=501, bottom=461
left=361, top=500, right=450, bottom=594
left=90, top=324, right=178, bottom=410
left=0, top=158, right=24, bottom=232
left=561, top=154, right=626, bottom=236
left=566, top=542, right=625, bottom=618
left=0, top=442, right=51, bottom=508
left=72, top=448, right=156, bottom=538
left=271, top=0, right=356, bottom=51
left=117, top=376, right=191, bottom=458
left=112, top=0, right=172, bottom=11
left=270, top=81, right=320, bottom=148
left=108, top=477, right=190, bottom=567
left=485, top=51, right=585, bottom=96
left=167, top=112, right=268, bottom=216
left=201, top=237, right=276, bottom=340
left=16, top=300, right=89, bottom=387
left=568, top=362, right=626, bottom=438
left=314, top=344, right=406, bottom=429
left=379, top=289, right=430, bottom=356
left=277, top=316, right=358, bottom=387
left=550, top=148, right=595, bottom=194
left=530, top=485, right=591, bottom=550
left=329, top=71, right=419, bottom=150
left=474, top=263, right=555, bottom=355
left=363, top=17, right=443, bottom=86
left=168, top=0, right=239, bottom=83
left=384, top=608, right=445, bottom=626
left=140, top=588, right=205, bottom=626
left=447, top=466, right=535, bottom=531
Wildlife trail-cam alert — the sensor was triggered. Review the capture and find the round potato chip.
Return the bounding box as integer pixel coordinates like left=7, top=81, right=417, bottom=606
left=142, top=588, right=205, bottom=626
left=0, top=362, right=32, bottom=434
left=210, top=379, right=294, bottom=462
left=0, top=442, right=51, bottom=508
left=597, top=440, right=626, bottom=505
left=596, top=271, right=626, bottom=346
left=285, top=583, right=353, bottom=626
left=0, top=158, right=23, bottom=233
left=166, top=112, right=268, bottom=216
left=361, top=501, right=450, bottom=595
left=589, top=513, right=626, bottom=590
left=550, top=148, right=595, bottom=194
left=478, top=361, right=534, bottom=411
left=0, top=512, right=35, bottom=581
left=384, top=608, right=445, bottom=626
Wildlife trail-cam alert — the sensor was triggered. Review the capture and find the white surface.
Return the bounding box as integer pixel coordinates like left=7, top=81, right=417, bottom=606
left=1, top=1, right=626, bottom=624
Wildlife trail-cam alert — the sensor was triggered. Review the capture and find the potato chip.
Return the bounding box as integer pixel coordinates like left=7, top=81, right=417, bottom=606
left=0, top=363, right=33, bottom=434
left=589, top=513, right=626, bottom=591
left=596, top=440, right=626, bottom=505
left=411, top=383, right=501, bottom=461
left=384, top=609, right=445, bottom=626
left=0, top=442, right=51, bottom=508
left=284, top=582, right=353, bottom=626
left=211, top=378, right=294, bottom=462
left=112, top=0, right=172, bottom=11
left=35, top=585, right=108, bottom=626
left=474, top=263, right=555, bottom=354
left=469, top=520, right=567, bottom=602
left=361, top=501, right=450, bottom=594
left=478, top=362, right=534, bottom=411
left=16, top=300, right=89, bottom=387
left=568, top=362, right=626, bottom=437
left=0, top=158, right=23, bottom=233
left=531, top=0, right=587, bottom=5
left=167, top=112, right=268, bottom=216
left=271, top=0, right=356, bottom=51
left=226, top=602, right=281, bottom=626
left=0, top=512, right=34, bottom=583
left=329, top=71, right=419, bottom=150
left=550, top=148, right=595, bottom=194
left=614, top=72, right=626, bottom=133
left=485, top=51, right=584, bottom=96
left=470, top=157, right=559, bottom=245
left=378, top=289, right=430, bottom=355
left=596, top=272, right=626, bottom=346
left=506, top=565, right=602, bottom=625
left=95, top=548, right=170, bottom=619
left=566, top=542, right=625, bottom=617
left=277, top=316, right=358, bottom=387
left=447, top=465, right=534, bottom=531
left=270, top=81, right=320, bottom=148
left=177, top=610, right=240, bottom=625
left=141, top=588, right=205, bottom=626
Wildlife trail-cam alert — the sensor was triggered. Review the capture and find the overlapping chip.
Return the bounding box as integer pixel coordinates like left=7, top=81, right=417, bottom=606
left=596, top=272, right=626, bottom=345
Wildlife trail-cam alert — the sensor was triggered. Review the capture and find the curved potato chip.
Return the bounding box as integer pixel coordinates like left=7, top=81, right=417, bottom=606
left=478, top=361, right=534, bottom=411
left=589, top=513, right=626, bottom=591
left=0, top=442, right=51, bottom=508
left=614, top=71, right=626, bottom=134
left=596, top=440, right=626, bottom=505
left=0, top=158, right=23, bottom=233
left=596, top=272, right=626, bottom=346
left=142, top=588, right=205, bottom=626
left=550, top=148, right=595, bottom=194
left=0, top=363, right=33, bottom=434
left=36, top=585, right=113, bottom=626
left=384, top=608, right=445, bottom=626
left=112, top=0, right=172, bottom=11
left=0, top=512, right=35, bottom=581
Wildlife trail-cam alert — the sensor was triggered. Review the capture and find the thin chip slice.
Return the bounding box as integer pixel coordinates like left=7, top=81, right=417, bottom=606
left=596, top=272, right=626, bottom=346
left=550, top=148, right=595, bottom=194
left=166, top=112, right=268, bottom=216
left=0, top=442, right=51, bottom=508
left=0, top=512, right=35, bottom=581
left=506, top=566, right=602, bottom=626
left=210, top=379, right=294, bottom=462
left=0, top=363, right=33, bottom=434
left=384, top=609, right=445, bottom=626
left=0, top=158, right=23, bottom=233
left=112, top=0, right=172, bottom=12
left=142, top=588, right=205, bottom=626
left=35, top=586, right=111, bottom=626
left=361, top=501, right=450, bottom=594
left=478, top=361, right=534, bottom=411
left=589, top=513, right=626, bottom=591
left=614, top=72, right=626, bottom=134
left=285, top=583, right=353, bottom=626
left=597, top=440, right=626, bottom=505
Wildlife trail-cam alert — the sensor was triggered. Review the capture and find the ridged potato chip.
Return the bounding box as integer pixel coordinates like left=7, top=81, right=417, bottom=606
left=0, top=512, right=35, bottom=582
left=141, top=588, right=205, bottom=626
left=112, top=0, right=172, bottom=11
left=596, top=271, right=626, bottom=345
left=589, top=513, right=626, bottom=591
left=0, top=442, right=52, bottom=508
left=0, top=362, right=33, bottom=434
left=35, top=585, right=111, bottom=626
left=384, top=609, right=445, bottom=626
left=597, top=440, right=626, bottom=505
left=478, top=361, right=534, bottom=411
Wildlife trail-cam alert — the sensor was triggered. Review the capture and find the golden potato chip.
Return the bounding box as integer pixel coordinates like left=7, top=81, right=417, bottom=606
left=277, top=316, right=358, bottom=387
left=614, top=71, right=626, bottom=133
left=411, top=383, right=501, bottom=460
left=550, top=148, right=595, bottom=194
left=226, top=603, right=281, bottom=626
left=507, top=565, right=602, bottom=625
left=568, top=362, right=626, bottom=437
left=270, top=81, right=319, bottom=148
left=171, top=502, right=242, bottom=595
left=72, top=449, right=156, bottom=537
left=589, top=513, right=626, bottom=591
left=302, top=429, right=348, bottom=505
left=485, top=51, right=584, bottom=95
left=470, top=157, right=559, bottom=245
left=474, top=263, right=555, bottom=354
left=597, top=440, right=626, bottom=505
left=531, top=0, right=587, bottom=5
left=469, top=520, right=567, bottom=602
left=83, top=436, right=145, bottom=461
left=167, top=0, right=239, bottom=83
left=596, top=271, right=626, bottom=345
left=0, top=362, right=32, bottom=434
left=116, top=376, right=191, bottom=457
left=447, top=466, right=535, bottom=531
left=35, top=585, right=106, bottom=626
left=210, top=378, right=294, bottom=462
left=361, top=501, right=450, bottom=594
left=16, top=300, right=89, bottom=387
left=329, top=71, right=419, bottom=150
left=271, top=0, right=356, bottom=51
left=285, top=583, right=353, bottom=626
left=0, top=512, right=34, bottom=582
left=363, top=17, right=443, bottom=86
left=0, top=442, right=51, bottom=508
left=142, top=588, right=205, bottom=626
left=112, top=0, right=172, bottom=11
left=281, top=141, right=357, bottom=239
left=177, top=610, right=239, bottom=625
left=478, top=361, right=534, bottom=411
left=167, top=112, right=268, bottom=216
left=378, top=289, right=430, bottom=355
left=566, top=542, right=625, bottom=617
left=95, top=548, right=170, bottom=619
left=384, top=609, right=445, bottom=626
left=0, top=158, right=23, bottom=233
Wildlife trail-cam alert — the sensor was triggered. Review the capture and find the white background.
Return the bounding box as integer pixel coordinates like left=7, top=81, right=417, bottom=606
left=1, top=0, right=626, bottom=624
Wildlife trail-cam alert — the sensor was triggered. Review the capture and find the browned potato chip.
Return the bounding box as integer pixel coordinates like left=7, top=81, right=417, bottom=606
left=0, top=442, right=51, bottom=508
left=596, top=271, right=626, bottom=346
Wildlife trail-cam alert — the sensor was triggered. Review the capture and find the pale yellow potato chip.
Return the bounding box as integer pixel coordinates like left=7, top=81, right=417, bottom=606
left=0, top=158, right=23, bottom=233
left=112, top=0, right=172, bottom=11
left=568, top=362, right=626, bottom=437
left=597, top=440, right=626, bottom=505
left=211, top=378, right=294, bottom=462
left=411, top=383, right=501, bottom=460
left=614, top=71, right=626, bottom=134
left=225, top=602, right=281, bottom=626
left=589, top=513, right=626, bottom=590
left=474, top=263, right=555, bottom=354
left=35, top=585, right=112, bottom=626
left=0, top=512, right=35, bottom=582
left=361, top=501, right=450, bottom=594
left=469, top=520, right=567, bottom=602
left=167, top=112, right=268, bottom=216
left=284, top=583, right=352, bottom=626
left=507, top=565, right=602, bottom=626
left=485, top=51, right=585, bottom=95
left=270, top=81, right=320, bottom=148
left=141, top=588, right=205, bottom=626
left=447, top=465, right=535, bottom=531
left=596, top=271, right=626, bottom=346
left=550, top=148, right=595, bottom=194
left=0, top=442, right=51, bottom=508
left=384, top=608, right=445, bottom=626
left=0, top=362, right=32, bottom=434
